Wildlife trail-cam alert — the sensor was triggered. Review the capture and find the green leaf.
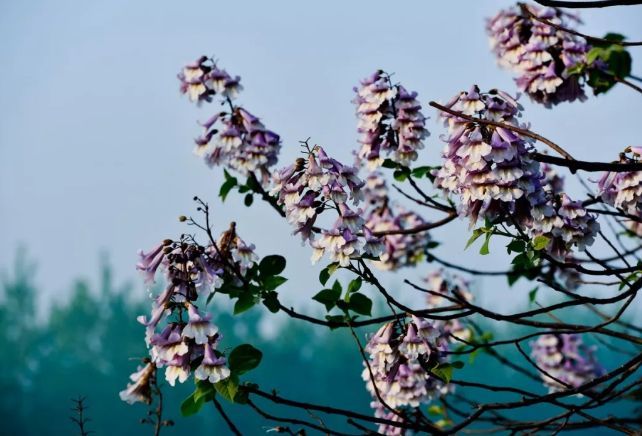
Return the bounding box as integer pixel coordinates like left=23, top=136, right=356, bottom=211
left=450, top=361, right=465, bottom=369
left=393, top=167, right=410, bottom=182
left=245, top=174, right=261, bottom=191
left=325, top=314, right=347, bottom=327
left=332, top=279, right=342, bottom=294
left=586, top=47, right=604, bottom=65
left=565, top=63, right=586, bottom=77
left=347, top=278, right=362, bottom=294
left=259, top=255, right=286, bottom=277
left=319, top=263, right=339, bottom=285
left=262, top=291, right=280, bottom=313
left=244, top=193, right=254, bottom=207
left=435, top=419, right=453, bottom=429
left=506, top=239, right=526, bottom=254
left=426, top=240, right=440, bottom=250
left=587, top=69, right=617, bottom=95
left=219, top=179, right=237, bottom=202
left=532, top=235, right=550, bottom=251
left=180, top=392, right=206, bottom=417
left=432, top=365, right=453, bottom=383
left=606, top=48, right=632, bottom=78
left=348, top=293, right=372, bottom=316
left=215, top=374, right=239, bottom=403
left=181, top=382, right=216, bottom=417
left=233, top=294, right=256, bottom=314
left=411, top=166, right=433, bottom=178
left=428, top=405, right=444, bottom=416
left=194, top=380, right=215, bottom=403
left=528, top=287, right=539, bottom=303
left=263, top=275, right=287, bottom=291
left=229, top=344, right=263, bottom=375
left=479, top=231, right=493, bottom=256
left=465, top=228, right=484, bottom=250
left=381, top=159, right=397, bottom=169
left=312, top=287, right=341, bottom=311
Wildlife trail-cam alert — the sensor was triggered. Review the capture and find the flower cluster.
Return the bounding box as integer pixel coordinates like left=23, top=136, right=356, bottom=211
left=530, top=161, right=598, bottom=257
left=598, top=171, right=642, bottom=217
left=121, top=226, right=259, bottom=403
left=353, top=71, right=429, bottom=170
left=271, top=146, right=386, bottom=266
left=435, top=86, right=597, bottom=257
left=179, top=56, right=281, bottom=180
left=362, top=172, right=432, bottom=270
left=598, top=148, right=642, bottom=236
left=599, top=176, right=642, bottom=236
left=531, top=334, right=604, bottom=393
left=178, top=56, right=243, bottom=104
left=538, top=164, right=587, bottom=280
left=435, top=86, right=542, bottom=224
left=363, top=318, right=450, bottom=435
left=486, top=4, right=589, bottom=106
left=529, top=192, right=599, bottom=257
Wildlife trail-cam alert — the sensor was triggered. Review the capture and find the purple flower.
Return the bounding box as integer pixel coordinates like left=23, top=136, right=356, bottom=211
left=531, top=334, right=604, bottom=393
left=165, top=353, right=191, bottom=387
left=135, top=242, right=167, bottom=284
left=435, top=86, right=597, bottom=258
left=353, top=71, right=429, bottom=169
left=362, top=318, right=451, bottom=428
left=194, top=344, right=231, bottom=383
left=231, top=240, right=258, bottom=273
left=182, top=304, right=219, bottom=345
left=179, top=57, right=280, bottom=180
left=151, top=325, right=189, bottom=364
left=486, top=4, right=589, bottom=106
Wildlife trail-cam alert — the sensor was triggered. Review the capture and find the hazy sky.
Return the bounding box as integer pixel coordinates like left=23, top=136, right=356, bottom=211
left=2, top=0, right=642, bottom=314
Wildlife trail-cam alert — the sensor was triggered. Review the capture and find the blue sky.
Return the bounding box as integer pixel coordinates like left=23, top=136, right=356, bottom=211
left=2, top=0, right=642, bottom=313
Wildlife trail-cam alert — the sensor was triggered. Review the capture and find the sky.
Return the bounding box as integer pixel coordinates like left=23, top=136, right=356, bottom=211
left=1, top=0, right=642, bottom=315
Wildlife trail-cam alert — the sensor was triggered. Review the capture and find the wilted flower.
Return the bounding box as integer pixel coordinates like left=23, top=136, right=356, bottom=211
left=119, top=362, right=156, bottom=405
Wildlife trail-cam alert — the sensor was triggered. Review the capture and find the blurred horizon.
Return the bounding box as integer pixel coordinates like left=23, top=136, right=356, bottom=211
left=2, top=252, right=637, bottom=435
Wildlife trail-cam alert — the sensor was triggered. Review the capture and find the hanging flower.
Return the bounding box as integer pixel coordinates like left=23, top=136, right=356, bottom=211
left=353, top=71, right=429, bottom=170
left=122, top=224, right=253, bottom=403
left=531, top=334, right=604, bottom=393
left=179, top=57, right=281, bottom=183
left=362, top=318, right=451, bottom=434
left=119, top=362, right=156, bottom=405
left=486, top=4, right=589, bottom=106
left=194, top=344, right=231, bottom=384
left=435, top=86, right=597, bottom=258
